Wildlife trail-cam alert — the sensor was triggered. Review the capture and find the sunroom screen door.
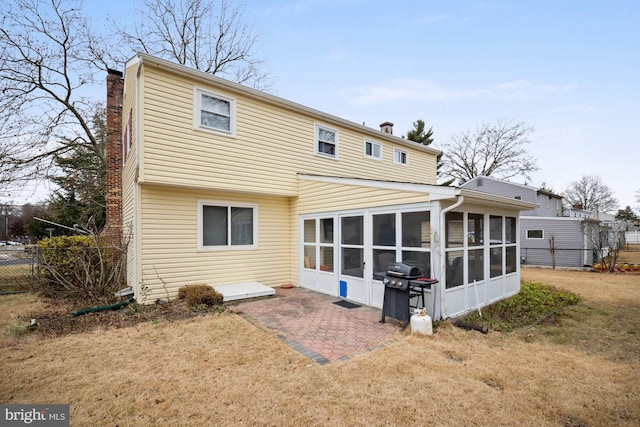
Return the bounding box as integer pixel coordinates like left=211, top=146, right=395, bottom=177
left=339, top=215, right=366, bottom=304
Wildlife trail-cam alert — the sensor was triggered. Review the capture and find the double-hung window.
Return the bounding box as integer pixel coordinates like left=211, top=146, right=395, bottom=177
left=394, top=148, right=408, bottom=165
left=199, top=201, right=256, bottom=250
left=195, top=89, right=235, bottom=135
left=316, top=125, right=337, bottom=158
left=364, top=139, right=382, bottom=160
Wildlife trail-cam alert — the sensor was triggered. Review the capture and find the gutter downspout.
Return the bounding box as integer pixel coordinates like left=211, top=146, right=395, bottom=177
left=439, top=194, right=464, bottom=320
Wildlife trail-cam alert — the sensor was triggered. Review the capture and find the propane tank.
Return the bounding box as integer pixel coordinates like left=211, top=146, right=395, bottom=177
left=410, top=308, right=433, bottom=335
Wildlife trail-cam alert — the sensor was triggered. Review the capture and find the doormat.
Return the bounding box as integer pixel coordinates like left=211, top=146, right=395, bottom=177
left=333, top=300, right=361, bottom=309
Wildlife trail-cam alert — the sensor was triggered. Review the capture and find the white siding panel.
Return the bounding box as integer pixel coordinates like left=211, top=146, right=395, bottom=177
left=520, top=217, right=587, bottom=267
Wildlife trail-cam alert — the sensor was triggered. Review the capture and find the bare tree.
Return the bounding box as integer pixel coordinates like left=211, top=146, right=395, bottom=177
left=440, top=120, right=538, bottom=184
left=548, top=235, right=557, bottom=270
left=564, top=175, right=618, bottom=213
left=591, top=221, right=625, bottom=273
left=0, top=0, right=269, bottom=193
left=0, top=0, right=109, bottom=187
left=114, top=0, right=269, bottom=89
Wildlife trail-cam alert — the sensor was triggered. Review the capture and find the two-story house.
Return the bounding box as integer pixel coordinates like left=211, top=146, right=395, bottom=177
left=105, top=53, right=536, bottom=320
left=462, top=176, right=600, bottom=268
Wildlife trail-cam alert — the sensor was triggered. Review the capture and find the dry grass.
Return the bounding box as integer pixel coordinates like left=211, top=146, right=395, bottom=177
left=1, top=268, right=639, bottom=425
left=0, top=263, right=32, bottom=291
left=0, top=295, right=47, bottom=340
left=619, top=244, right=640, bottom=264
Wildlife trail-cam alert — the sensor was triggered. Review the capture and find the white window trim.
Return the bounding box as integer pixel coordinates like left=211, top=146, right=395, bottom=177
left=526, top=229, right=544, bottom=240
left=315, top=124, right=338, bottom=159
left=197, top=200, right=257, bottom=251
left=363, top=139, right=382, bottom=160
left=393, top=148, right=408, bottom=165
left=194, top=87, right=236, bottom=137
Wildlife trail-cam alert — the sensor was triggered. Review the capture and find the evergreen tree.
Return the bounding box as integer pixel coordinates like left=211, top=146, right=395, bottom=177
left=405, top=119, right=451, bottom=185
left=405, top=119, right=434, bottom=145
left=48, top=110, right=106, bottom=232
left=615, top=206, right=638, bottom=221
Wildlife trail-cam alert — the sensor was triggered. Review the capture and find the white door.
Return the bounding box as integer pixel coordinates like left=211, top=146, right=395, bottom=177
left=339, top=214, right=366, bottom=304
left=301, top=217, right=337, bottom=295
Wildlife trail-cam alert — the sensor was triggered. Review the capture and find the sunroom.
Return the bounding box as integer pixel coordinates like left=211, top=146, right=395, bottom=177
left=297, top=177, right=537, bottom=320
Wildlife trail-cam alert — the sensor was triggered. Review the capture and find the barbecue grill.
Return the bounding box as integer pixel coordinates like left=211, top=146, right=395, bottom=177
left=379, top=262, right=438, bottom=325
left=383, top=262, right=421, bottom=290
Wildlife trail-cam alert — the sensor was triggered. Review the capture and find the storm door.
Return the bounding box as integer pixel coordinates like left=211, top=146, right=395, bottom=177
left=339, top=214, right=366, bottom=304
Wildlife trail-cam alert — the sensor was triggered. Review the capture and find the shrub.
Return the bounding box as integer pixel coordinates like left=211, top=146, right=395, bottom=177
left=37, top=235, right=127, bottom=303
left=460, top=281, right=580, bottom=331
left=178, top=285, right=224, bottom=308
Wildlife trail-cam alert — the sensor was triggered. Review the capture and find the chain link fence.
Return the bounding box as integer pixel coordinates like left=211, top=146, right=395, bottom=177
left=0, top=247, right=39, bottom=293
left=1, top=244, right=127, bottom=298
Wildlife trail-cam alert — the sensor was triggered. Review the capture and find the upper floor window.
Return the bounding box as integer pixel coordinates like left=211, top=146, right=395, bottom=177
left=316, top=125, right=337, bottom=158
left=364, top=139, right=382, bottom=160
left=195, top=89, right=235, bottom=135
left=394, top=148, right=408, bottom=165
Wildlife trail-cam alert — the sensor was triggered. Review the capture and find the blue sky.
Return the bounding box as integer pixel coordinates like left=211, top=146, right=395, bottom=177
left=7, top=0, right=639, bottom=210
left=243, top=0, right=639, bottom=209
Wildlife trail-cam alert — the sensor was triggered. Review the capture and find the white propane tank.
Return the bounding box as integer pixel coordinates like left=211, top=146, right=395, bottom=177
left=410, top=310, right=433, bottom=335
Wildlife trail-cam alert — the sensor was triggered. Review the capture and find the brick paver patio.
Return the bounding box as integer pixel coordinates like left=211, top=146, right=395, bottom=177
left=231, top=287, right=402, bottom=364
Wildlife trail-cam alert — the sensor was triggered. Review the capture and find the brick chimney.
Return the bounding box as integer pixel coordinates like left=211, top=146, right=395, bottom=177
left=105, top=68, right=124, bottom=243
left=379, top=121, right=394, bottom=134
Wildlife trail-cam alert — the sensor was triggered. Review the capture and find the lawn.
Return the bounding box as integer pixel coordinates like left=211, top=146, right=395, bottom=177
left=1, top=266, right=639, bottom=425
left=0, top=251, right=33, bottom=292
left=620, top=244, right=640, bottom=264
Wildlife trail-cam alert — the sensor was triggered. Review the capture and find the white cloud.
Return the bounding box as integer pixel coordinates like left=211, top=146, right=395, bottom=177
left=494, top=80, right=577, bottom=100
left=347, top=78, right=577, bottom=105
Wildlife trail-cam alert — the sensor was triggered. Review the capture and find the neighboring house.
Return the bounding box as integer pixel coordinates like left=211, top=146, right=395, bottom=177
left=105, top=53, right=536, bottom=320
left=462, top=176, right=601, bottom=268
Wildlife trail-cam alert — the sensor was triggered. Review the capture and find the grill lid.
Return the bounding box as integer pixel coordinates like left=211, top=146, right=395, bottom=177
left=386, top=262, right=422, bottom=279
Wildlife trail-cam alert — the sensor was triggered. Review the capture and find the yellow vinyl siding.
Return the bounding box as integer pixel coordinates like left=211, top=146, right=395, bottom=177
left=138, top=63, right=437, bottom=196
left=122, top=149, right=137, bottom=288
left=294, top=179, right=431, bottom=215
left=136, top=185, right=293, bottom=301
left=123, top=55, right=443, bottom=299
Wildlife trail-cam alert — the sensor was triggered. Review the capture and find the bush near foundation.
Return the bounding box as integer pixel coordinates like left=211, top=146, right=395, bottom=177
left=178, top=285, right=224, bottom=308
left=37, top=235, right=126, bottom=303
